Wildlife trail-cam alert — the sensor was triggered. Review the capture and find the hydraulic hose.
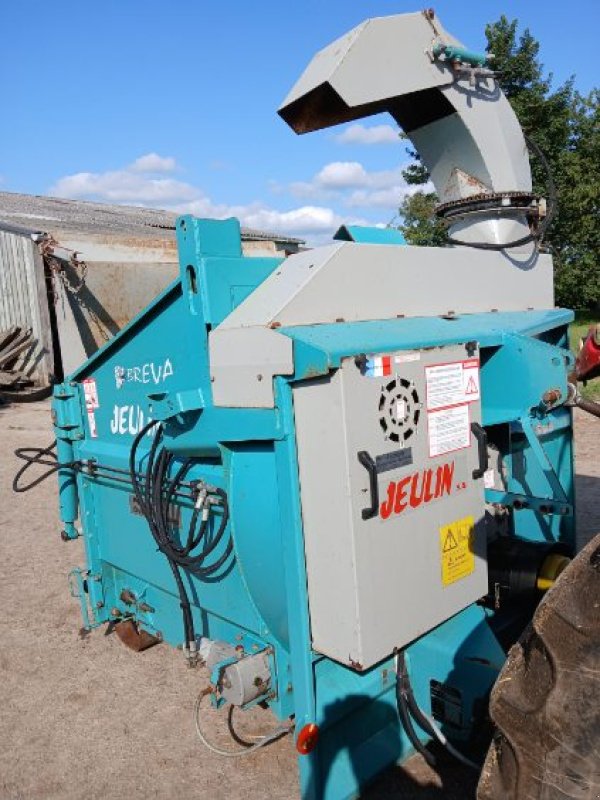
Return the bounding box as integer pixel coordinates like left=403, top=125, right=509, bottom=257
left=396, top=651, right=480, bottom=771
left=395, top=653, right=437, bottom=768
left=128, top=421, right=233, bottom=657
left=13, top=440, right=79, bottom=492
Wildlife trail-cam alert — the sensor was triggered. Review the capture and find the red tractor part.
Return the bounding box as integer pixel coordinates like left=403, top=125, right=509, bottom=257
left=575, top=323, right=600, bottom=382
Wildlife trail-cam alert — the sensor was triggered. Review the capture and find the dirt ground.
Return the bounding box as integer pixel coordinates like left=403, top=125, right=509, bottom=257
left=0, top=401, right=598, bottom=800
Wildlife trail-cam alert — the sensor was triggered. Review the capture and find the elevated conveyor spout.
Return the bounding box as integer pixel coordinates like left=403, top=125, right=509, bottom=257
left=278, top=10, right=535, bottom=248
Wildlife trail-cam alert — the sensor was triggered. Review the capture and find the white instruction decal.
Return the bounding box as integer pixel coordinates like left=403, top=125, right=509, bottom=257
left=425, top=359, right=480, bottom=410
left=82, top=377, right=99, bottom=409
left=483, top=468, right=495, bottom=489
left=87, top=410, right=98, bottom=438
left=428, top=404, right=470, bottom=457
left=462, top=359, right=480, bottom=402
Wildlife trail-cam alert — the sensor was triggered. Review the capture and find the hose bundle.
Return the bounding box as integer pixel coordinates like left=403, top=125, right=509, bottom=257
left=129, top=420, right=232, bottom=661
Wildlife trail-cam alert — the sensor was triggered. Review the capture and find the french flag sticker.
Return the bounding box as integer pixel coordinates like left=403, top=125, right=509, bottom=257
left=366, top=355, right=392, bottom=377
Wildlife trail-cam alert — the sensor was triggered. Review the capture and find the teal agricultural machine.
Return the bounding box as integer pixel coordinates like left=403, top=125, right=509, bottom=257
left=15, top=10, right=600, bottom=800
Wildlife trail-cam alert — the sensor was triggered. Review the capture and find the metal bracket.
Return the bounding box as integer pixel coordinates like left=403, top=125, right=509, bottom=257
left=68, top=567, right=103, bottom=631
left=519, top=416, right=569, bottom=504
left=52, top=382, right=84, bottom=440
left=147, top=388, right=205, bottom=421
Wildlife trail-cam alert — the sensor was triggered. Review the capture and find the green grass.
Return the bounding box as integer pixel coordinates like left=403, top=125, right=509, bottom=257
left=569, top=311, right=600, bottom=400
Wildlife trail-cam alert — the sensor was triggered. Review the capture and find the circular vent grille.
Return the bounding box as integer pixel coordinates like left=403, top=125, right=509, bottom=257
left=379, top=377, right=421, bottom=443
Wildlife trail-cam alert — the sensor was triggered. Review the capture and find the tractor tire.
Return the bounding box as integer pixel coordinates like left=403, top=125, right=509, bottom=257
left=478, top=532, right=600, bottom=800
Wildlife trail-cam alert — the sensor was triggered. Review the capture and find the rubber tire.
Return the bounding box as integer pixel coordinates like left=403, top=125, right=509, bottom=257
left=478, top=532, right=600, bottom=800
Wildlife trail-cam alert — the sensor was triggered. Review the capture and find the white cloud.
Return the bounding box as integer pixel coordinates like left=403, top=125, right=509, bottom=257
left=174, top=198, right=345, bottom=240
left=47, top=154, right=351, bottom=243
left=334, top=124, right=400, bottom=145
left=49, top=153, right=196, bottom=204
left=50, top=170, right=200, bottom=204
left=290, top=160, right=420, bottom=210
left=47, top=153, right=410, bottom=245
left=129, top=153, right=177, bottom=173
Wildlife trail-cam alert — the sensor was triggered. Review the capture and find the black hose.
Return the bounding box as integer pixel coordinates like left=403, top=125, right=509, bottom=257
left=446, top=135, right=557, bottom=251
left=12, top=440, right=79, bottom=493
left=396, top=654, right=437, bottom=768
left=128, top=421, right=233, bottom=649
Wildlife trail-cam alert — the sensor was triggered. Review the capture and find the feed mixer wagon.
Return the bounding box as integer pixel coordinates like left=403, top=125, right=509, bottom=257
left=16, top=10, right=600, bottom=800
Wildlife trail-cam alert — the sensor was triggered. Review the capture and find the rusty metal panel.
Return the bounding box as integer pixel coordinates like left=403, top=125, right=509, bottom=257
left=51, top=258, right=179, bottom=375
left=0, top=228, right=53, bottom=385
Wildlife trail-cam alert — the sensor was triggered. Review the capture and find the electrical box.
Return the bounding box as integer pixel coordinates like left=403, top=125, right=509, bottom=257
left=294, top=342, right=488, bottom=669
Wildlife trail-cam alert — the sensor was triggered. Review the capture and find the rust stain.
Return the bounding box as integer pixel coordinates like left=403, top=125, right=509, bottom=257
left=114, top=619, right=160, bottom=652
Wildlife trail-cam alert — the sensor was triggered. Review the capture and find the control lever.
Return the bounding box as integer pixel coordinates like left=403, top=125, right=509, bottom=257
left=470, top=422, right=488, bottom=480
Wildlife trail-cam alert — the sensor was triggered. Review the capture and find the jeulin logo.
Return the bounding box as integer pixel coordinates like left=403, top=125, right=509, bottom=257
left=380, top=462, right=455, bottom=520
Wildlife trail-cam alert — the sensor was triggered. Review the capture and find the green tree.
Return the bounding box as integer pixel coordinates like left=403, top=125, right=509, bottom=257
left=398, top=17, right=599, bottom=309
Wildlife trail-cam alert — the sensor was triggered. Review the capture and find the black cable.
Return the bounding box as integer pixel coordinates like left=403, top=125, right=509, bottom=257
left=446, top=135, right=557, bottom=251
left=397, top=651, right=481, bottom=771
left=128, top=421, right=233, bottom=652
left=13, top=440, right=79, bottom=493
left=396, top=653, right=437, bottom=768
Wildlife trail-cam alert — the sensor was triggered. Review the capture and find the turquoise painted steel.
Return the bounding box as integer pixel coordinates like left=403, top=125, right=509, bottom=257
left=432, top=42, right=490, bottom=67
left=51, top=215, right=577, bottom=800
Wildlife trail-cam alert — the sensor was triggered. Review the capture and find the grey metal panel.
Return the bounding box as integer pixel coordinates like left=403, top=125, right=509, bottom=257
left=293, top=344, right=488, bottom=669
left=212, top=243, right=553, bottom=407
left=208, top=327, right=294, bottom=408
left=0, top=229, right=53, bottom=385
left=280, top=13, right=456, bottom=112
left=218, top=243, right=553, bottom=332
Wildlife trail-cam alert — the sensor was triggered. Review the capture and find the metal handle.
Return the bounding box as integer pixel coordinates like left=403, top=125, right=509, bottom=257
left=471, top=422, right=488, bottom=480
left=357, top=451, right=379, bottom=520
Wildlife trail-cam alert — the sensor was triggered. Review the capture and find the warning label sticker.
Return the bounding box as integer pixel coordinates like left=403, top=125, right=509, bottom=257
left=87, top=410, right=98, bottom=438
left=425, top=359, right=480, bottom=410
left=427, top=403, right=470, bottom=457
left=82, top=377, right=99, bottom=409
left=439, top=515, right=475, bottom=586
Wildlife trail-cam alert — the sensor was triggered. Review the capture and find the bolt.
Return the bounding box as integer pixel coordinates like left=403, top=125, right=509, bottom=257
left=110, top=607, right=121, bottom=617
left=95, top=601, right=104, bottom=609
left=542, top=388, right=562, bottom=407
left=257, top=374, right=263, bottom=381
left=286, top=682, right=293, bottom=693
left=120, top=589, right=136, bottom=606
left=60, top=530, right=71, bottom=542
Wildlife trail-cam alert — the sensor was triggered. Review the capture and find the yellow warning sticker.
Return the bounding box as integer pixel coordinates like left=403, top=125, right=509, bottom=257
left=439, top=516, right=475, bottom=586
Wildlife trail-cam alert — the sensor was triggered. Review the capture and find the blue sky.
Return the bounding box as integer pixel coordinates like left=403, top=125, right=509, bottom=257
left=1, top=1, right=597, bottom=243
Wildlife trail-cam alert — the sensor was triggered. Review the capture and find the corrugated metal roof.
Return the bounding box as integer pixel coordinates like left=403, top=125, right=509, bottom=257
left=0, top=191, right=304, bottom=245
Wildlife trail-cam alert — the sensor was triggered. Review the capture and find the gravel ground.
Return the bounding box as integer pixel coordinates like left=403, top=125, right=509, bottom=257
left=0, top=402, right=598, bottom=800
